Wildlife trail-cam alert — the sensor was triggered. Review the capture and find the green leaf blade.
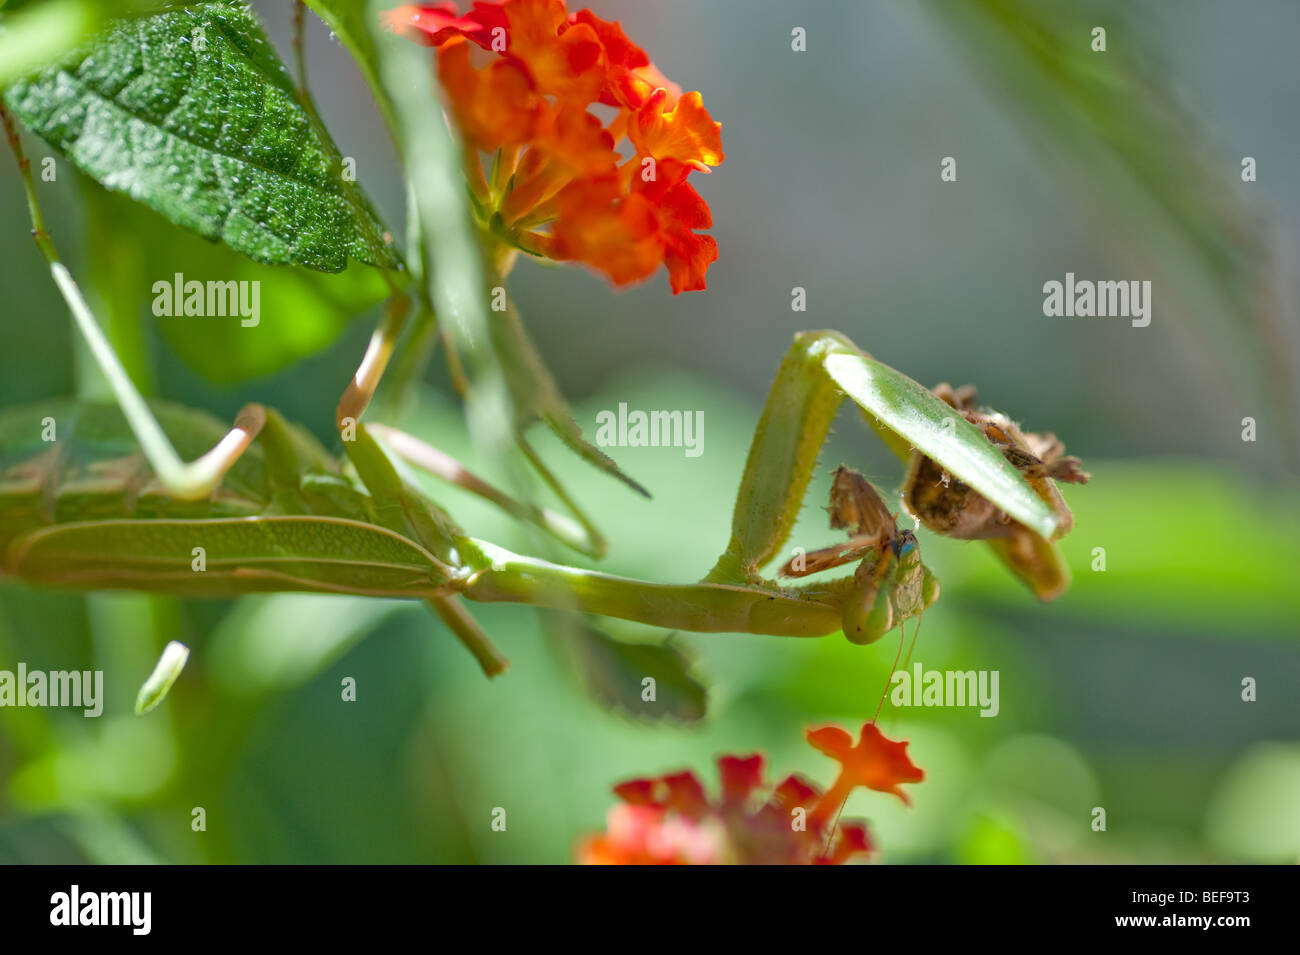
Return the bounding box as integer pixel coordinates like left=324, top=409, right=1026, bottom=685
left=84, top=183, right=389, bottom=384
left=555, top=617, right=708, bottom=724
left=822, top=344, right=1059, bottom=540
left=5, top=2, right=397, bottom=272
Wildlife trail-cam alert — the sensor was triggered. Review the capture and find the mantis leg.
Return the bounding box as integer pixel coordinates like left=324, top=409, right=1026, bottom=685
left=708, top=328, right=1056, bottom=578
left=51, top=264, right=267, bottom=501
left=336, top=292, right=411, bottom=427
left=3, top=103, right=265, bottom=502
left=778, top=533, right=887, bottom=578
left=341, top=420, right=513, bottom=675
left=427, top=594, right=509, bottom=677
left=367, top=423, right=606, bottom=558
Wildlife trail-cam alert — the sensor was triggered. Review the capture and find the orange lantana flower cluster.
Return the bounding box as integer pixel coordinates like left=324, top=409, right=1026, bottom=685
left=385, top=0, right=724, bottom=292
left=578, top=723, right=924, bottom=865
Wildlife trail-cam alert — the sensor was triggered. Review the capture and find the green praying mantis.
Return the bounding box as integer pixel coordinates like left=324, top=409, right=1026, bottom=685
left=0, top=322, right=1087, bottom=676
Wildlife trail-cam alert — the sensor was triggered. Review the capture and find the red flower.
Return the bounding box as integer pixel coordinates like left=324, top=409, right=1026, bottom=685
left=578, top=723, right=923, bottom=865
left=386, top=0, right=724, bottom=292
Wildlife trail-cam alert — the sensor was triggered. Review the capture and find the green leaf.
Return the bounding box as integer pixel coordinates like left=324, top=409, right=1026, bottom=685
left=822, top=341, right=1060, bottom=540
left=83, top=181, right=388, bottom=384
left=553, top=615, right=708, bottom=724
left=4, top=1, right=397, bottom=272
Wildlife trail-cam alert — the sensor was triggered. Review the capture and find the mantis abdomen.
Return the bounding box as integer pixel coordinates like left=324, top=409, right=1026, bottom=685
left=0, top=401, right=271, bottom=534
left=0, top=401, right=452, bottom=599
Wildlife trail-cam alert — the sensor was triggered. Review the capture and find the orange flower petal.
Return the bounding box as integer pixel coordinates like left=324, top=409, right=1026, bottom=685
left=611, top=769, right=709, bottom=818
left=501, top=107, right=617, bottom=223
left=566, top=9, right=654, bottom=107
left=608, top=61, right=683, bottom=111
left=769, top=773, right=821, bottom=811
left=539, top=106, right=617, bottom=173
left=551, top=177, right=662, bottom=286
left=611, top=777, right=659, bottom=806
left=630, top=89, right=725, bottom=171
left=664, top=231, right=718, bottom=294
left=568, top=9, right=648, bottom=70
left=437, top=37, right=541, bottom=150
left=806, top=725, right=855, bottom=762
left=659, top=770, right=710, bottom=817
left=503, top=0, right=605, bottom=104
left=809, top=722, right=925, bottom=807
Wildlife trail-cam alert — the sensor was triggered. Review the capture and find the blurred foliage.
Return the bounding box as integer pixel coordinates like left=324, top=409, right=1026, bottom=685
left=0, top=1, right=163, bottom=89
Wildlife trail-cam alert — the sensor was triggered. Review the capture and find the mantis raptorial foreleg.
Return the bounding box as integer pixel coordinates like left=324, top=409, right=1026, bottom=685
left=700, top=331, right=943, bottom=648
left=2, top=104, right=266, bottom=502
left=706, top=333, right=844, bottom=585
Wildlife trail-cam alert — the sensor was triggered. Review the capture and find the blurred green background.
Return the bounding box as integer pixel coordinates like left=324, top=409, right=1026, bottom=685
left=0, top=0, right=1297, bottom=863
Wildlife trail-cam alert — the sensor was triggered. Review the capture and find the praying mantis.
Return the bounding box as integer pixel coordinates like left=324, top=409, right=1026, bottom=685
left=0, top=324, right=1085, bottom=675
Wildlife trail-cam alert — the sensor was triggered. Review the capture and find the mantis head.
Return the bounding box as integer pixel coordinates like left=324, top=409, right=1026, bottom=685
left=841, top=527, right=940, bottom=646
left=779, top=465, right=940, bottom=645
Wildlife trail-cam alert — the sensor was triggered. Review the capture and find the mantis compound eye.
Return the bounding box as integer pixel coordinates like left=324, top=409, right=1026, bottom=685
left=892, top=534, right=919, bottom=558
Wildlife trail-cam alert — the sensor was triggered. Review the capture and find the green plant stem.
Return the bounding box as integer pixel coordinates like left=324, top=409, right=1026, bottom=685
left=371, top=6, right=514, bottom=459
left=1, top=103, right=57, bottom=263
left=292, top=1, right=310, bottom=103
